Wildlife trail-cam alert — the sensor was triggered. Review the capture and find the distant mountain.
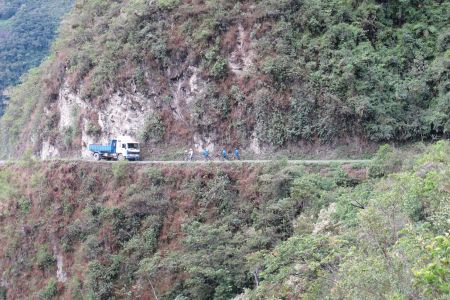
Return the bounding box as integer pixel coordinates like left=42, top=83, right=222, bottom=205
left=0, top=0, right=73, bottom=114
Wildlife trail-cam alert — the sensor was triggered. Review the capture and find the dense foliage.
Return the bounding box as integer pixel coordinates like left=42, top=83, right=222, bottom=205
left=1, top=0, right=449, bottom=155
left=0, top=141, right=448, bottom=299
left=0, top=0, right=73, bottom=114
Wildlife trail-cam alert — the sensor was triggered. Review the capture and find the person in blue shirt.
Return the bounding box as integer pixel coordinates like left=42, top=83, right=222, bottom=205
left=234, top=148, right=240, bottom=160
left=222, top=148, right=228, bottom=160
left=202, top=148, right=210, bottom=160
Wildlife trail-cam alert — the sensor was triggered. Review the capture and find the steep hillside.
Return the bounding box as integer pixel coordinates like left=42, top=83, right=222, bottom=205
left=0, top=0, right=73, bottom=115
left=1, top=0, right=449, bottom=159
left=0, top=142, right=448, bottom=299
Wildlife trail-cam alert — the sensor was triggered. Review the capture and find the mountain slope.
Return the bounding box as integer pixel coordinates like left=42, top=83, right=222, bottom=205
left=0, top=0, right=74, bottom=115
left=0, top=0, right=449, bottom=159
left=0, top=142, right=448, bottom=299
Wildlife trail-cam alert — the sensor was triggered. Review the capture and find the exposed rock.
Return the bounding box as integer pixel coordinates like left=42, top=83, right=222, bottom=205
left=41, top=141, right=60, bottom=160
left=58, top=86, right=85, bottom=131
left=294, top=263, right=309, bottom=273
left=39, top=30, right=260, bottom=159
left=293, top=214, right=315, bottom=234
left=53, top=245, right=67, bottom=283
left=229, top=24, right=256, bottom=77
left=188, top=66, right=202, bottom=95
left=250, top=133, right=261, bottom=155
left=232, top=293, right=249, bottom=300
left=171, top=66, right=204, bottom=123
left=285, top=275, right=306, bottom=295
left=193, top=132, right=215, bottom=153
left=313, top=203, right=337, bottom=234
left=97, top=92, right=153, bottom=140
left=56, top=253, right=68, bottom=283
left=1, top=270, right=7, bottom=288
left=52, top=84, right=155, bottom=158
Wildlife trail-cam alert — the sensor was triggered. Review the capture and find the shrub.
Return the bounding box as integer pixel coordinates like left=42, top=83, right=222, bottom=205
left=0, top=287, right=6, bottom=300
left=68, top=277, right=83, bottom=300
left=18, top=148, right=36, bottom=168
left=86, top=256, right=122, bottom=299
left=369, top=144, right=403, bottom=178
left=204, top=44, right=228, bottom=78
left=417, top=140, right=450, bottom=164
left=62, top=218, right=96, bottom=251
left=156, top=0, right=180, bottom=10
left=79, top=171, right=97, bottom=196
left=62, top=126, right=75, bottom=148
left=112, top=160, right=128, bottom=181
left=38, top=278, right=58, bottom=300
left=210, top=57, right=228, bottom=79
left=195, top=172, right=237, bottom=216
left=84, top=234, right=104, bottom=260
left=86, top=122, right=101, bottom=136
left=248, top=235, right=338, bottom=299
left=0, top=170, right=16, bottom=203
left=147, top=168, right=165, bottom=186
left=35, top=244, right=56, bottom=271
left=262, top=55, right=301, bottom=87
left=140, top=114, right=165, bottom=143
left=414, top=234, right=450, bottom=298
left=17, top=197, right=31, bottom=214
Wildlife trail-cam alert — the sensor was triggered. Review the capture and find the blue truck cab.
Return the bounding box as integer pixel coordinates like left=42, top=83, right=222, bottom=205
left=88, top=137, right=140, bottom=161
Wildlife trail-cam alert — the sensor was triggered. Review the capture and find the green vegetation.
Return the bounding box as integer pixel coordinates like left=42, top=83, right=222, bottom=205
left=0, top=0, right=73, bottom=114
left=0, top=68, right=43, bottom=158
left=141, top=114, right=166, bottom=143
left=156, top=0, right=181, bottom=9
left=35, top=244, right=56, bottom=271
left=112, top=160, right=129, bottom=181
left=0, top=1, right=449, bottom=298
left=38, top=278, right=58, bottom=300
left=0, top=168, right=16, bottom=203
left=0, top=142, right=448, bottom=298
left=85, top=122, right=101, bottom=136
left=415, top=235, right=450, bottom=297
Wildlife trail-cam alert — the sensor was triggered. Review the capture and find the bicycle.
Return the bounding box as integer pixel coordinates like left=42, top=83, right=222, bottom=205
left=202, top=154, right=212, bottom=161
left=181, top=151, right=195, bottom=161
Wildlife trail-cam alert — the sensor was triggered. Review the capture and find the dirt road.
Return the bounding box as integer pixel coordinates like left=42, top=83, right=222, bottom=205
left=0, top=159, right=371, bottom=165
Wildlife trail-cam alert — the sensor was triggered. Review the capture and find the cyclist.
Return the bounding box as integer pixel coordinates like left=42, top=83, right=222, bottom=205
left=202, top=148, right=210, bottom=160
left=222, top=148, right=228, bottom=160
left=234, top=148, right=240, bottom=160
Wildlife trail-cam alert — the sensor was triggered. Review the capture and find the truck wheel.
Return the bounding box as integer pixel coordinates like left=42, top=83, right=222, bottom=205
left=94, top=153, right=101, bottom=161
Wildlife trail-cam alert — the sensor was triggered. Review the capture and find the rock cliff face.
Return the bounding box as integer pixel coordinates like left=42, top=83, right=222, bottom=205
left=51, top=84, right=155, bottom=158
left=39, top=19, right=260, bottom=159
left=44, top=67, right=225, bottom=158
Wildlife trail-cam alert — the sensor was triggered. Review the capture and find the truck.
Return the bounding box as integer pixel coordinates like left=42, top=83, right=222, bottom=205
left=88, top=137, right=141, bottom=161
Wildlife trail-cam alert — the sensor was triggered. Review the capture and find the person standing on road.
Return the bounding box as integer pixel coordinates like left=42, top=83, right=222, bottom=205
left=234, top=147, right=240, bottom=160
left=222, top=148, right=228, bottom=160
left=189, top=148, right=194, bottom=161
